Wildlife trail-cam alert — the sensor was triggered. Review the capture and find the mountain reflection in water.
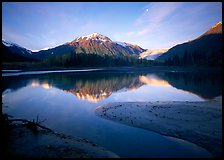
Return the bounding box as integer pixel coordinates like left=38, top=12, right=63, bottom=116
left=156, top=72, right=222, bottom=99
left=139, top=74, right=171, bottom=87
left=31, top=80, right=52, bottom=89
left=64, top=73, right=143, bottom=102
left=2, top=71, right=222, bottom=102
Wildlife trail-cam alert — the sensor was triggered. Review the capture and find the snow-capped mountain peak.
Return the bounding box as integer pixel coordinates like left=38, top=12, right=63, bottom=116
left=212, top=21, right=222, bottom=29
left=75, top=32, right=112, bottom=42
left=66, top=32, right=145, bottom=57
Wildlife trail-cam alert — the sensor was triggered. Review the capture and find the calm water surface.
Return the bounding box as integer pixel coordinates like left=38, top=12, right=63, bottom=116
left=2, top=70, right=222, bottom=158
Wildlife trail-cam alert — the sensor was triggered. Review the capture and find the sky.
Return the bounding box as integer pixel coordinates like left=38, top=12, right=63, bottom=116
left=2, top=2, right=222, bottom=51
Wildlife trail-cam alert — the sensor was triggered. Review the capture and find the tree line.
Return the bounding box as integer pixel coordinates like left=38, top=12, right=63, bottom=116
left=155, top=51, right=222, bottom=67
left=40, top=51, right=153, bottom=67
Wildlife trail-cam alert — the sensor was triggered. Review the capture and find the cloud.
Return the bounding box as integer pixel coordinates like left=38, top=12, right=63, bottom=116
left=124, top=2, right=222, bottom=49
left=136, top=2, right=182, bottom=26
left=125, top=2, right=183, bottom=37
left=142, top=2, right=182, bottom=33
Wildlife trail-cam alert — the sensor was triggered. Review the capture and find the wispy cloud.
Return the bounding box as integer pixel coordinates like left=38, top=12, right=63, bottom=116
left=136, top=2, right=182, bottom=25
left=126, top=2, right=183, bottom=37
left=122, top=2, right=222, bottom=49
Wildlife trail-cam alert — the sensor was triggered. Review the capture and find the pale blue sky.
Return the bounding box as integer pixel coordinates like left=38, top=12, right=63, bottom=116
left=2, top=2, right=222, bottom=51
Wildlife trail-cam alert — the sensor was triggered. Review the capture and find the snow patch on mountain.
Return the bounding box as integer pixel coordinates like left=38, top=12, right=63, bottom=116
left=139, top=48, right=169, bottom=60
left=27, top=50, right=32, bottom=54
left=2, top=40, right=24, bottom=49
left=30, top=49, right=39, bottom=52
left=115, top=41, right=127, bottom=47
left=30, top=46, right=52, bottom=52
left=2, top=39, right=33, bottom=54
left=2, top=40, right=13, bottom=47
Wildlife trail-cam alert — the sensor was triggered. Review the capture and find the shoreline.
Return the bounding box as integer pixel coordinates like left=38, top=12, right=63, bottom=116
left=2, top=68, right=103, bottom=77
left=2, top=66, right=222, bottom=77
left=2, top=66, right=222, bottom=73
left=1, top=116, right=119, bottom=158
left=95, top=96, right=222, bottom=157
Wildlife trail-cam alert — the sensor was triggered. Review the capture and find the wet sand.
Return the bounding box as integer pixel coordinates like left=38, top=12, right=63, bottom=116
left=95, top=96, right=222, bottom=157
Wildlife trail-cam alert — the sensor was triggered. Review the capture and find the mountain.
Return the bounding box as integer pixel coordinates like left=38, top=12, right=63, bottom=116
left=139, top=48, right=169, bottom=60
left=199, top=22, right=222, bottom=37
left=32, top=32, right=146, bottom=60
left=3, top=33, right=146, bottom=63
left=67, top=32, right=145, bottom=57
left=156, top=22, right=222, bottom=67
left=2, top=40, right=36, bottom=62
left=32, top=44, right=74, bottom=60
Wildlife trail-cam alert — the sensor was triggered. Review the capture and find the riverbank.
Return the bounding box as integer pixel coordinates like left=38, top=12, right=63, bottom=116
left=2, top=64, right=222, bottom=73
left=95, top=96, right=222, bottom=157
left=1, top=115, right=119, bottom=158
left=2, top=66, right=222, bottom=78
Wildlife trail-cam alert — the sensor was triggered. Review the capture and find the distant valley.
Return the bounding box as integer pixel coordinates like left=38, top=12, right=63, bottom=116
left=139, top=48, right=169, bottom=60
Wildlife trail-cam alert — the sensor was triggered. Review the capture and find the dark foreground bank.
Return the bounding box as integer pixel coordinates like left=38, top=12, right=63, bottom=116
left=0, top=114, right=119, bottom=158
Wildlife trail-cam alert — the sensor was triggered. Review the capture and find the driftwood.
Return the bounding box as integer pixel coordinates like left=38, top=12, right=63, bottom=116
left=8, top=119, right=53, bottom=132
